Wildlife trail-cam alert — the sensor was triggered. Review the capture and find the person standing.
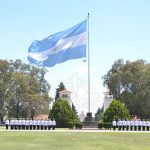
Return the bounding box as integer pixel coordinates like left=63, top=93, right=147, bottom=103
left=5, top=119, right=9, bottom=130
left=33, top=119, right=36, bottom=130
left=18, top=119, right=22, bottom=130
left=130, top=120, right=134, bottom=131
left=44, top=119, right=48, bottom=130
left=134, top=120, right=138, bottom=131
left=120, top=120, right=123, bottom=131
left=138, top=120, right=142, bottom=131
left=25, top=119, right=29, bottom=130
left=146, top=120, right=150, bottom=131
left=37, top=120, right=40, bottom=130
left=41, top=119, right=44, bottom=130
left=10, top=119, right=14, bottom=130
left=117, top=119, right=121, bottom=131
left=14, top=119, right=18, bottom=130
left=122, top=119, right=126, bottom=131
left=142, top=120, right=146, bottom=131
left=52, top=119, right=56, bottom=130
left=29, top=119, right=33, bottom=130
left=22, top=119, right=25, bottom=130
left=126, top=120, right=130, bottom=131
left=112, top=119, right=116, bottom=131
left=48, top=119, right=52, bottom=130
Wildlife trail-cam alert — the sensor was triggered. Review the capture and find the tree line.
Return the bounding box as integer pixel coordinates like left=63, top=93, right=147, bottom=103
left=103, top=59, right=150, bottom=119
left=0, top=59, right=51, bottom=122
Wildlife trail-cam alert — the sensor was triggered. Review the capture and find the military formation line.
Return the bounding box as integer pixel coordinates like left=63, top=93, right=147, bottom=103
left=5, top=119, right=56, bottom=130
left=112, top=119, right=150, bottom=131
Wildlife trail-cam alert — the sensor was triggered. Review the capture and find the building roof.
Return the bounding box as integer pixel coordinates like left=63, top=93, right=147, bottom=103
left=33, top=114, right=48, bottom=120
left=59, top=89, right=72, bottom=94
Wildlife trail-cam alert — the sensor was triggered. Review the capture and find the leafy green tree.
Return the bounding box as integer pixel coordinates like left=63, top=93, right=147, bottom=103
left=72, top=103, right=79, bottom=121
left=103, top=59, right=150, bottom=118
left=49, top=98, right=74, bottom=128
left=0, top=59, right=51, bottom=119
left=0, top=60, right=11, bottom=122
left=103, top=99, right=130, bottom=122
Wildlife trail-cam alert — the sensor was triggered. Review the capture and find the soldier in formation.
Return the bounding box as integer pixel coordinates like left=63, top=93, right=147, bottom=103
left=112, top=119, right=150, bottom=131
left=5, top=118, right=56, bottom=130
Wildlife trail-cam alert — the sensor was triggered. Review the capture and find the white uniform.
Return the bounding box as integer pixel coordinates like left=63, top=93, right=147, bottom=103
left=138, top=120, right=142, bottom=131
left=14, top=120, right=18, bottom=130
left=41, top=120, right=44, bottom=130
left=44, top=120, right=48, bottom=130
left=5, top=120, right=9, bottom=130
left=22, top=119, right=26, bottom=130
left=126, top=120, right=130, bottom=131
left=146, top=121, right=150, bottom=131
left=134, top=120, right=138, bottom=131
left=10, top=120, right=14, bottom=130
left=48, top=119, right=52, bottom=130
left=130, top=120, right=134, bottom=131
left=112, top=120, right=116, bottom=131
left=52, top=120, right=56, bottom=130
left=29, top=120, right=33, bottom=130
left=122, top=120, right=126, bottom=131
left=37, top=120, right=40, bottom=130
left=25, top=120, right=29, bottom=130
left=18, top=120, right=22, bottom=130
left=33, top=120, right=37, bottom=130
left=142, top=121, right=146, bottom=131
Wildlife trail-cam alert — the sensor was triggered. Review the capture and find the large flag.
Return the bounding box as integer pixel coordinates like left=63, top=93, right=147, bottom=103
left=27, top=20, right=87, bottom=67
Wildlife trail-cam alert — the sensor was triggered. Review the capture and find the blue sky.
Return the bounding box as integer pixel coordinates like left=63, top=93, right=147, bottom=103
left=1, top=0, right=150, bottom=115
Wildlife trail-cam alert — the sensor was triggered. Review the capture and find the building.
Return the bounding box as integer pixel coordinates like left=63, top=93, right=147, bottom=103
left=59, top=89, right=72, bottom=107
left=103, top=91, right=113, bottom=112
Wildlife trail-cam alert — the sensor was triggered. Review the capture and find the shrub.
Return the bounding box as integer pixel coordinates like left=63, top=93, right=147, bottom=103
left=68, top=122, right=83, bottom=129
left=97, top=122, right=112, bottom=129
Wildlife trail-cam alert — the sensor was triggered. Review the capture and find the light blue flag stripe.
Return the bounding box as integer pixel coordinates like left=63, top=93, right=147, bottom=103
left=27, top=20, right=87, bottom=67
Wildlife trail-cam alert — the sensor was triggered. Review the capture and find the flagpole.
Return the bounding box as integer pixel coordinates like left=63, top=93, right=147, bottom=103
left=87, top=13, right=91, bottom=114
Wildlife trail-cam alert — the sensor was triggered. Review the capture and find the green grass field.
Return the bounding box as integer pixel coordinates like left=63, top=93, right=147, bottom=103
left=0, top=129, right=150, bottom=150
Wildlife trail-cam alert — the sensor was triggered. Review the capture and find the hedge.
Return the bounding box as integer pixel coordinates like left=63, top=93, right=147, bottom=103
left=68, top=122, right=83, bottom=129
left=97, top=122, right=112, bottom=129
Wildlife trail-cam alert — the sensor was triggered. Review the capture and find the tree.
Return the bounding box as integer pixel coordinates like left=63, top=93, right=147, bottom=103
left=0, top=60, right=11, bottom=122
left=49, top=98, right=74, bottom=128
left=55, top=82, right=66, bottom=100
left=0, top=59, right=51, bottom=119
left=95, top=107, right=104, bottom=121
left=72, top=103, right=79, bottom=121
left=103, top=59, right=150, bottom=119
left=103, top=99, right=130, bottom=122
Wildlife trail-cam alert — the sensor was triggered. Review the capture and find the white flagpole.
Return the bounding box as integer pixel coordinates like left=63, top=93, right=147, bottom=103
left=87, top=13, right=91, bottom=113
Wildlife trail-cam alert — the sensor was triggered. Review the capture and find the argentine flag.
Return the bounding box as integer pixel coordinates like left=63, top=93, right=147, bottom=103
left=27, top=20, right=87, bottom=67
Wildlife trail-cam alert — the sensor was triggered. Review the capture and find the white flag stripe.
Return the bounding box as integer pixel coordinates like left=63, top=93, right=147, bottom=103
left=28, top=32, right=86, bottom=61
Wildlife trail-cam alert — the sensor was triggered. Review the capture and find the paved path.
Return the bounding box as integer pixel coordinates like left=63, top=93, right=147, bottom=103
left=1, top=128, right=150, bottom=133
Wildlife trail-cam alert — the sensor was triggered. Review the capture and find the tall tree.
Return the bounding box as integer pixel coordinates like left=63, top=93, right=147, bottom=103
left=49, top=98, right=74, bottom=127
left=95, top=107, right=104, bottom=121
left=103, top=59, right=150, bottom=118
left=0, top=59, right=51, bottom=119
left=103, top=99, right=130, bottom=122
left=72, top=103, right=79, bottom=121
left=0, top=60, right=11, bottom=122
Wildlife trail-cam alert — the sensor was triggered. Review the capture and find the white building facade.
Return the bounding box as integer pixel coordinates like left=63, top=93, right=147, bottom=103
left=59, top=90, right=72, bottom=107
left=103, top=91, right=113, bottom=112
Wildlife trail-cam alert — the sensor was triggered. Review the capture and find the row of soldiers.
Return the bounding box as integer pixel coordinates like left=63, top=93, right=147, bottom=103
left=112, top=119, right=150, bottom=131
left=5, top=119, right=56, bottom=130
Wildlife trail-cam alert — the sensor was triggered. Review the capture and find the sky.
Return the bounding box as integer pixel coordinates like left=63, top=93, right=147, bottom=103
left=1, top=0, right=150, bottom=116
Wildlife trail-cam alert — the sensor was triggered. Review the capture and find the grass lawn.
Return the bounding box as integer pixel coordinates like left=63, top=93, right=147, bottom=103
left=0, top=130, right=150, bottom=150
